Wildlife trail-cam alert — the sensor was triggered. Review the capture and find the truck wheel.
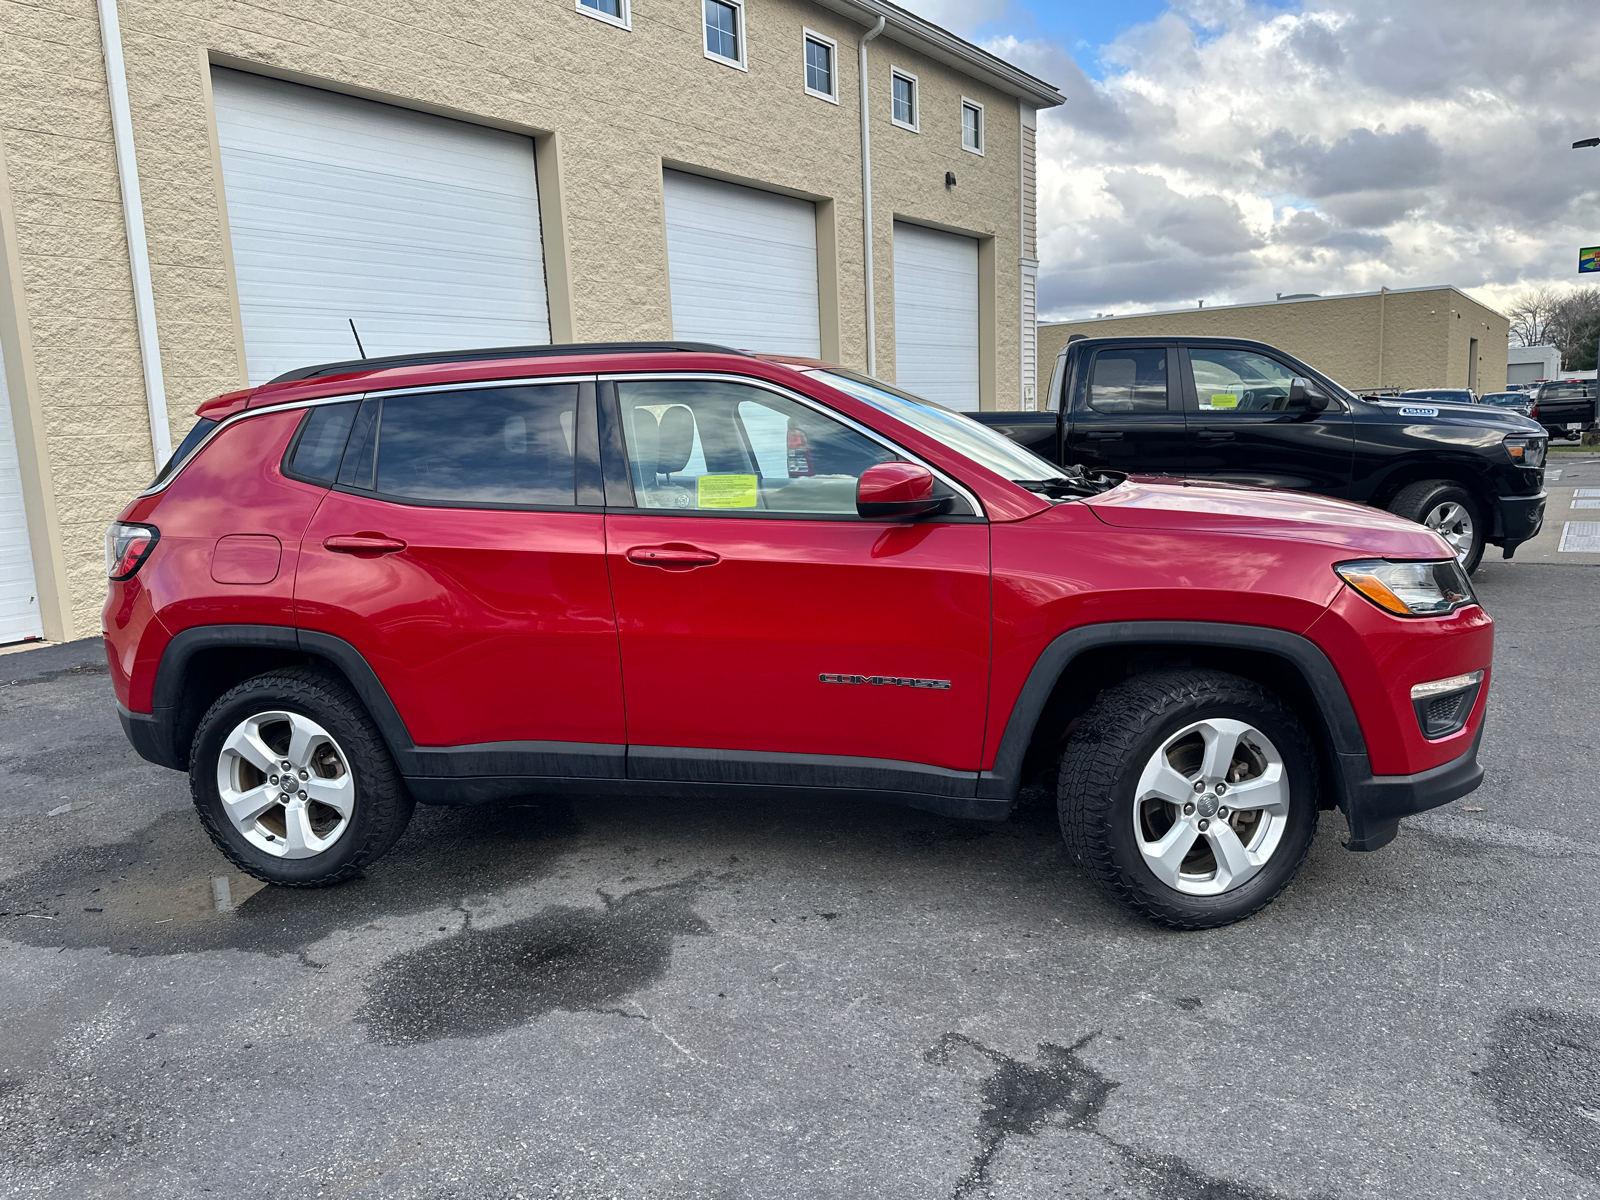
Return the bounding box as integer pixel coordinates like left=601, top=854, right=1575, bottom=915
left=1386, top=481, right=1484, bottom=574
left=1058, top=669, right=1319, bottom=930
left=189, top=667, right=415, bottom=887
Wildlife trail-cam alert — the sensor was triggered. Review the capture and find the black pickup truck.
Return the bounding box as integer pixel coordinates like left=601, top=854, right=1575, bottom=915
left=973, top=336, right=1547, bottom=573
left=1528, top=379, right=1597, bottom=441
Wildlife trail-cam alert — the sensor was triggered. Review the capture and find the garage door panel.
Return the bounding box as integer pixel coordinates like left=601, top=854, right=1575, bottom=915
left=213, top=68, right=550, bottom=384
left=0, top=335, right=43, bottom=645
left=664, top=171, right=821, bottom=357
left=893, top=222, right=979, bottom=410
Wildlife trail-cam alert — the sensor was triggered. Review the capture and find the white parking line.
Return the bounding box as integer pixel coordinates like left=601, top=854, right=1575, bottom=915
left=1558, top=522, right=1600, bottom=552
left=1573, top=499, right=1600, bottom=509
left=1576, top=488, right=1600, bottom=497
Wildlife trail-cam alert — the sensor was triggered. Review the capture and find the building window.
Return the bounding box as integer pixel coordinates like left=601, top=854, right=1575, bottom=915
left=576, top=0, right=629, bottom=29
left=704, top=0, right=745, bottom=69
left=804, top=31, right=838, bottom=103
left=891, top=69, right=918, bottom=131
left=961, top=99, right=983, bottom=154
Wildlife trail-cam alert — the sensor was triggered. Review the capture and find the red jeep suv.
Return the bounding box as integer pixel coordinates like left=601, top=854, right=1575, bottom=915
left=105, top=343, right=1491, bottom=928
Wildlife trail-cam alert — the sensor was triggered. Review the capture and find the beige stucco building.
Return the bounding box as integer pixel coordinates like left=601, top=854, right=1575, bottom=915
left=0, top=0, right=1061, bottom=643
left=1039, top=286, right=1509, bottom=401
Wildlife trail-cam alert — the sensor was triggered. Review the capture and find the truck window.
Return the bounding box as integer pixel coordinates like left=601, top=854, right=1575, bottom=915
left=1088, top=349, right=1168, bottom=413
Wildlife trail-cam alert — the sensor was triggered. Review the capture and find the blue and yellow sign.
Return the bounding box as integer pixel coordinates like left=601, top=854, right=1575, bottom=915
left=1581, top=246, right=1600, bottom=273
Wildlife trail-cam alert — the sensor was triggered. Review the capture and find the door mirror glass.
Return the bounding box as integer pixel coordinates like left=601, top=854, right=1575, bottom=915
left=856, top=462, right=947, bottom=520
left=1289, top=377, right=1331, bottom=411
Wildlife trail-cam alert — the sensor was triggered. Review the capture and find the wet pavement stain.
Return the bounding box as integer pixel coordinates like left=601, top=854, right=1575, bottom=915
left=927, top=1032, right=1322, bottom=1200
left=1482, top=1007, right=1600, bottom=1181
left=357, top=880, right=711, bottom=1044
left=0, top=799, right=583, bottom=958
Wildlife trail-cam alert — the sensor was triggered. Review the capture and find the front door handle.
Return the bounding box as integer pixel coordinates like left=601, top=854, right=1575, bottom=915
left=626, top=544, right=721, bottom=570
left=324, top=534, right=407, bottom=554
left=1083, top=431, right=1124, bottom=441
left=1196, top=430, right=1236, bottom=441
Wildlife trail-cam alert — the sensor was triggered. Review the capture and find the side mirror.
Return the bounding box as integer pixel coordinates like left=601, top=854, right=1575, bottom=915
left=1289, top=377, right=1331, bottom=412
left=857, top=462, right=948, bottom=520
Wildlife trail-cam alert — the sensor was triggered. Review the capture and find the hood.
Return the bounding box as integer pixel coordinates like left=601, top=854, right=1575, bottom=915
left=1372, top=399, right=1543, bottom=434
left=1085, top=477, right=1453, bottom=558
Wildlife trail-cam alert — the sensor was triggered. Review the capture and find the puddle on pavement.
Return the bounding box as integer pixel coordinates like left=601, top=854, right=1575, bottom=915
left=1482, top=1007, right=1600, bottom=1181
left=358, top=879, right=711, bottom=1045
left=0, top=799, right=583, bottom=958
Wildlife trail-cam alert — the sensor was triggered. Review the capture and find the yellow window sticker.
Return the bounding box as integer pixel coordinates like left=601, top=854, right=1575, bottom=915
left=697, top=474, right=758, bottom=508
left=1207, top=392, right=1239, bottom=409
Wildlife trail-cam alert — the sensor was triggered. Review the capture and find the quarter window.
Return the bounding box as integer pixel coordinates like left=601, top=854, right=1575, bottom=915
left=1088, top=348, right=1169, bottom=413
left=286, top=401, right=360, bottom=484
left=804, top=32, right=837, bottom=101
left=336, top=386, right=579, bottom=507
left=961, top=100, right=983, bottom=153
left=704, top=0, right=743, bottom=67
left=891, top=70, right=918, bottom=130
left=616, top=379, right=896, bottom=516
left=1188, top=349, right=1300, bottom=413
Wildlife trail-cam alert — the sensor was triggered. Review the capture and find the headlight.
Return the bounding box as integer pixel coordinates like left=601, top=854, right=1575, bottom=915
left=105, top=523, right=160, bottom=581
left=1334, top=558, right=1476, bottom=617
left=1503, top=432, right=1547, bottom=468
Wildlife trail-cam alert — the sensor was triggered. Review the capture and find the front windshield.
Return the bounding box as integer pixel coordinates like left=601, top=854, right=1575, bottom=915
left=812, top=369, right=1065, bottom=484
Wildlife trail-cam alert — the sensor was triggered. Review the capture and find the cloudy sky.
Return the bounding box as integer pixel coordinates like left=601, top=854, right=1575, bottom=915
left=904, top=0, right=1600, bottom=323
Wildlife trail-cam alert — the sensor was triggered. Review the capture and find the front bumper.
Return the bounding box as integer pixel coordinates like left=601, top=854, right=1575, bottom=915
left=1493, top=490, right=1546, bottom=558
left=1338, top=719, right=1485, bottom=851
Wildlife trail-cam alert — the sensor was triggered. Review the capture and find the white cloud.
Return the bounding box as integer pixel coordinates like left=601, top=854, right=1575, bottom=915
left=969, top=1, right=1600, bottom=321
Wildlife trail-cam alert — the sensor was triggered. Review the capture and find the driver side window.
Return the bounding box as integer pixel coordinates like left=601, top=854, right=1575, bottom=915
left=1189, top=349, right=1300, bottom=414
left=615, top=379, right=896, bottom=515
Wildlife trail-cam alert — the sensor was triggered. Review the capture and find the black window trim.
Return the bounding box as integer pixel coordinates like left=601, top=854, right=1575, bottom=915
left=595, top=370, right=986, bottom=522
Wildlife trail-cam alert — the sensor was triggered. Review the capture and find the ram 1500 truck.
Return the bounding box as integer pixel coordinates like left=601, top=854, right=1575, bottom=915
left=973, top=336, right=1548, bottom=573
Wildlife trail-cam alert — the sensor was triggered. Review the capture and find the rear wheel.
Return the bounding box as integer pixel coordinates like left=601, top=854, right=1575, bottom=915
left=1058, top=669, right=1320, bottom=930
left=1387, top=480, right=1484, bottom=574
left=189, top=667, right=414, bottom=887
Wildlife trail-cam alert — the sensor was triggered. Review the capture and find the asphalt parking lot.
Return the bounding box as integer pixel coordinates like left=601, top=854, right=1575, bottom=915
left=2, top=548, right=1597, bottom=1199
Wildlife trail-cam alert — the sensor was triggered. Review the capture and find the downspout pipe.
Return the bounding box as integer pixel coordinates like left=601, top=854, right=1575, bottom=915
left=858, top=14, right=886, bottom=377
left=97, top=0, right=171, bottom=465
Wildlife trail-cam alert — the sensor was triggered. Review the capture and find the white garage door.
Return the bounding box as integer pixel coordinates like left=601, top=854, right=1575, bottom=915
left=893, top=222, right=979, bottom=409
left=212, top=69, right=550, bottom=384
left=0, top=337, right=43, bottom=645
left=663, top=171, right=820, bottom=357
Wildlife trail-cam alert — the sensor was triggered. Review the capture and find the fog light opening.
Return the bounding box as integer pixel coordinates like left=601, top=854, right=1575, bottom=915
left=1410, top=671, right=1484, bottom=739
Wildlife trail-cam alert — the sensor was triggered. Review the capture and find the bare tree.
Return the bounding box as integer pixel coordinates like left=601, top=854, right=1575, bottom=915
left=1506, top=285, right=1562, bottom=347
left=1505, top=285, right=1600, bottom=368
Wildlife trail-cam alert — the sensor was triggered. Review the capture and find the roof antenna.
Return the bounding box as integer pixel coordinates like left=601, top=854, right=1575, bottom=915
left=348, top=318, right=368, bottom=359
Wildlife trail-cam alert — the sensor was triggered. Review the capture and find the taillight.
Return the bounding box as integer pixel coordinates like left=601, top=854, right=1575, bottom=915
left=105, top=523, right=159, bottom=580
left=1530, top=405, right=1539, bottom=419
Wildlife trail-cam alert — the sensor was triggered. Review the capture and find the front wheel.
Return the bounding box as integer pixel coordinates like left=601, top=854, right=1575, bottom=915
left=1058, top=669, right=1320, bottom=929
left=189, top=667, right=414, bottom=887
left=1386, top=480, right=1484, bottom=574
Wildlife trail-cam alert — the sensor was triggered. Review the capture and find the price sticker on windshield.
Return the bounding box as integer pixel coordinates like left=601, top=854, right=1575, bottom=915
left=1206, top=393, right=1239, bottom=409
left=697, top=474, right=759, bottom=508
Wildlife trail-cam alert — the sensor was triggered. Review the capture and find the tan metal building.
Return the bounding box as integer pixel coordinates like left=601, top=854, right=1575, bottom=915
left=1039, top=285, right=1509, bottom=402
left=0, top=0, right=1061, bottom=643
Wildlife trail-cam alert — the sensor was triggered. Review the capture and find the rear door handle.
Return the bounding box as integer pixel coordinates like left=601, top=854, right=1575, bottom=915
left=626, top=544, right=721, bottom=570
left=1083, top=431, right=1124, bottom=441
left=1196, top=430, right=1236, bottom=441
left=323, top=534, right=407, bottom=554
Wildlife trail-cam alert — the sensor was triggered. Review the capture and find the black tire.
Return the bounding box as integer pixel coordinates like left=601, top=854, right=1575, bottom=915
left=1058, top=669, right=1319, bottom=930
left=1386, top=480, right=1484, bottom=574
left=189, top=666, right=414, bottom=887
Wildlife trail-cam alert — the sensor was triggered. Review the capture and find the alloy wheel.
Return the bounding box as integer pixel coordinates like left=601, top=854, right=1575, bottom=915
left=216, top=710, right=356, bottom=858
left=1424, top=501, right=1475, bottom=565
left=1131, top=718, right=1290, bottom=896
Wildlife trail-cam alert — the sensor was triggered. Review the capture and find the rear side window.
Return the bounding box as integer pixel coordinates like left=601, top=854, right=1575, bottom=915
left=338, top=385, right=579, bottom=507
left=1088, top=348, right=1168, bottom=412
left=285, top=402, right=360, bottom=484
